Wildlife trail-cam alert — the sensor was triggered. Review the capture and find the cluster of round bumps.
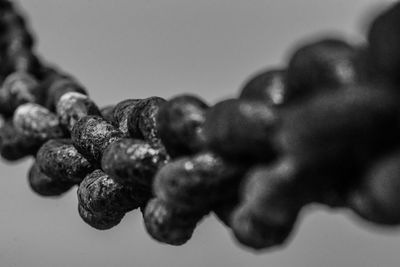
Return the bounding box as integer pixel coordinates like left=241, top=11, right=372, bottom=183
left=2, top=0, right=400, bottom=252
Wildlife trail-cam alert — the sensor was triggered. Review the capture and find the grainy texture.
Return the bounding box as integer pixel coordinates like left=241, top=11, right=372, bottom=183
left=102, top=138, right=169, bottom=187
left=78, top=169, right=141, bottom=213
left=113, top=99, right=141, bottom=137
left=36, top=139, right=94, bottom=184
left=127, top=97, right=164, bottom=139
left=71, top=115, right=123, bottom=163
left=138, top=96, right=166, bottom=145
left=78, top=203, right=125, bottom=230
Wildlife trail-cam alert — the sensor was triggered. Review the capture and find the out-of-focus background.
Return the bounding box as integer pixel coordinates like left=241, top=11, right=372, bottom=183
left=0, top=0, right=399, bottom=266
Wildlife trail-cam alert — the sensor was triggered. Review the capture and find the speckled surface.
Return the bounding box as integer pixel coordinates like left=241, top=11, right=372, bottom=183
left=71, top=115, right=123, bottom=163
left=78, top=169, right=141, bottom=214
left=56, top=92, right=101, bottom=132
left=102, top=138, right=169, bottom=188
left=36, top=139, right=94, bottom=184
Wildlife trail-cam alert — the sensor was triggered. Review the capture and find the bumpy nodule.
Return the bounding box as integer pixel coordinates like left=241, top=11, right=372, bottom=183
left=203, top=99, right=277, bottom=162
left=143, top=198, right=203, bottom=246
left=28, top=162, right=74, bottom=197
left=78, top=169, right=141, bottom=214
left=156, top=95, right=209, bottom=157
left=239, top=69, right=287, bottom=106
left=102, top=138, right=169, bottom=188
left=71, top=115, right=123, bottom=163
left=36, top=139, right=94, bottom=184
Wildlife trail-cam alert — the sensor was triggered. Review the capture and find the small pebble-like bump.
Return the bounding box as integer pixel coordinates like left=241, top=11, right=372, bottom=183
left=0, top=72, right=40, bottom=116
left=286, top=38, right=363, bottom=101
left=113, top=99, right=142, bottom=136
left=45, top=77, right=87, bottom=111
left=71, top=115, right=123, bottom=163
left=203, top=99, right=277, bottom=162
left=127, top=97, right=164, bottom=139
left=156, top=95, right=208, bottom=157
left=231, top=204, right=297, bottom=250
left=36, top=139, right=94, bottom=184
left=153, top=152, right=244, bottom=211
left=240, top=69, right=287, bottom=106
left=56, top=92, right=101, bottom=132
left=78, top=169, right=141, bottom=213
left=102, top=138, right=169, bottom=187
left=28, top=162, right=74, bottom=197
left=348, top=152, right=400, bottom=225
left=0, top=120, right=39, bottom=160
left=143, top=198, right=203, bottom=246
left=78, top=204, right=124, bottom=230
left=13, top=103, right=65, bottom=142
left=138, top=97, right=166, bottom=145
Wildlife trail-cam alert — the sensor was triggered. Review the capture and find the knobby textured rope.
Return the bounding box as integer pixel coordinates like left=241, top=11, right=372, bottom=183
left=1, top=0, right=400, bottom=251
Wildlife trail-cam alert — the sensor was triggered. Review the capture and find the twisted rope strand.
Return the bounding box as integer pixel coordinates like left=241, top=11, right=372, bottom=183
left=1, top=0, right=400, bottom=251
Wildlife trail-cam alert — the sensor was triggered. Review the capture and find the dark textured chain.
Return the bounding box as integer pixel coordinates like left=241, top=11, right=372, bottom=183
left=1, top=0, right=400, bottom=251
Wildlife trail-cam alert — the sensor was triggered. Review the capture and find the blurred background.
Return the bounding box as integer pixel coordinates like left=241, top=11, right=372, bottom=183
left=0, top=0, right=399, bottom=266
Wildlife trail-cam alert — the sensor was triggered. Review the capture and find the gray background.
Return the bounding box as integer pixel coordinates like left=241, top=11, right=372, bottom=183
left=1, top=0, right=399, bottom=266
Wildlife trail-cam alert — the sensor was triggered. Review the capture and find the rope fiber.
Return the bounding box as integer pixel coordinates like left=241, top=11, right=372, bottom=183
left=1, top=0, right=400, bottom=251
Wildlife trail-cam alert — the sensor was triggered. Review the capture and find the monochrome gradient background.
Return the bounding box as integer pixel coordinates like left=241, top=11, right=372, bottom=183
left=0, top=0, right=399, bottom=266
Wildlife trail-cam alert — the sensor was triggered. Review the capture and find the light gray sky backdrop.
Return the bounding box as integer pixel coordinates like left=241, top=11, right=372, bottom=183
left=0, top=0, right=399, bottom=266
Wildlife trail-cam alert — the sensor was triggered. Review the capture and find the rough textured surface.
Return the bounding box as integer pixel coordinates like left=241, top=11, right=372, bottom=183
left=102, top=138, right=169, bottom=188
left=239, top=69, right=287, bottom=106
left=156, top=95, right=208, bottom=157
left=138, top=96, right=166, bottom=145
left=203, top=99, right=278, bottom=162
left=56, top=92, right=101, bottom=132
left=153, top=151, right=245, bottom=212
left=78, top=203, right=125, bottom=230
left=36, top=139, right=94, bottom=184
left=143, top=198, right=203, bottom=246
left=71, top=115, right=123, bottom=163
left=13, top=103, right=65, bottom=142
left=127, top=97, right=164, bottom=139
left=113, top=99, right=141, bottom=137
left=78, top=169, right=141, bottom=213
left=28, top=162, right=74, bottom=197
